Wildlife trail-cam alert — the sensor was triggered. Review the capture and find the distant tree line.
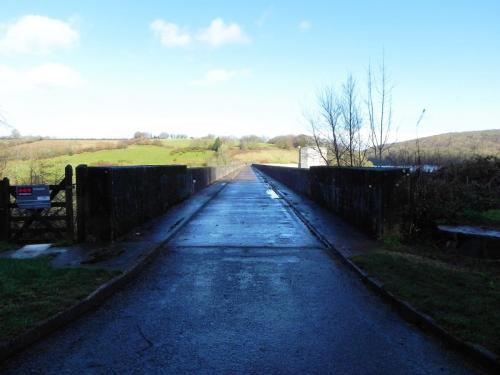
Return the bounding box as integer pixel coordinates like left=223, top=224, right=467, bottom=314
left=267, top=134, right=314, bottom=150
left=133, top=131, right=188, bottom=139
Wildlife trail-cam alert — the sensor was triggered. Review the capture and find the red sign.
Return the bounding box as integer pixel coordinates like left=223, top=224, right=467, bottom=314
left=17, top=187, right=33, bottom=196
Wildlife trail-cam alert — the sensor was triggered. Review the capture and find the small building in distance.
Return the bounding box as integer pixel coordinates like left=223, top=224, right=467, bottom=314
left=298, top=146, right=327, bottom=168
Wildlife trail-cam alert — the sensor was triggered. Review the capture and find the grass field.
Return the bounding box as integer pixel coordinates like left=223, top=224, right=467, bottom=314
left=231, top=148, right=297, bottom=164
left=2, top=139, right=125, bottom=160
left=0, top=257, right=117, bottom=341
left=352, top=246, right=500, bottom=356
left=2, top=139, right=299, bottom=183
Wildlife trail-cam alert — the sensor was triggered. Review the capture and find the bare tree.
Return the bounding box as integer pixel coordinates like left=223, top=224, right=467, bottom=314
left=340, top=75, right=366, bottom=166
left=309, top=118, right=330, bottom=165
left=308, top=58, right=398, bottom=167
left=414, top=108, right=426, bottom=166
left=308, top=86, right=344, bottom=166
left=308, top=116, right=329, bottom=165
left=367, top=58, right=393, bottom=166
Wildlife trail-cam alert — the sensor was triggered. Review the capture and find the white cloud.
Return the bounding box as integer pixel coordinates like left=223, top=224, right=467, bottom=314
left=152, top=18, right=249, bottom=48
left=0, top=63, right=82, bottom=91
left=0, top=15, right=79, bottom=55
left=197, top=18, right=249, bottom=47
left=298, top=20, right=312, bottom=31
left=150, top=20, right=191, bottom=47
left=191, top=69, right=250, bottom=86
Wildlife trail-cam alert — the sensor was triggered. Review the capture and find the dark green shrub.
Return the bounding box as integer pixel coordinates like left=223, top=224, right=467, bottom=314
left=403, top=156, right=500, bottom=237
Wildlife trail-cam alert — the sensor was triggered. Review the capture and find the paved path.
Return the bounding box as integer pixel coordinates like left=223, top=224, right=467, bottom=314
left=2, top=167, right=481, bottom=374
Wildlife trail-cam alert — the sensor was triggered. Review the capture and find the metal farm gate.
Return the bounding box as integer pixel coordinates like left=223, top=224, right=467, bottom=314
left=0, top=165, right=74, bottom=243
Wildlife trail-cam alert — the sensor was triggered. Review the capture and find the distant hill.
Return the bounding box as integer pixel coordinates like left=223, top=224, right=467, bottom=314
left=378, top=129, right=500, bottom=165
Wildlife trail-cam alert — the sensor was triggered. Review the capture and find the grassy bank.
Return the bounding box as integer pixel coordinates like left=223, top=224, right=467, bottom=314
left=0, top=257, right=117, bottom=342
left=351, top=249, right=500, bottom=356
left=463, top=208, right=500, bottom=228
left=0, top=242, right=15, bottom=253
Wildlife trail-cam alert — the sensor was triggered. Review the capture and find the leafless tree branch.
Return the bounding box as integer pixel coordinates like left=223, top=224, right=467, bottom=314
left=367, top=56, right=394, bottom=165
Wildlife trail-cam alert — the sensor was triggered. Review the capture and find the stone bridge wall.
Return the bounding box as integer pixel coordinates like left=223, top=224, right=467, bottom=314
left=189, top=165, right=243, bottom=194
left=254, top=164, right=409, bottom=237
left=251, top=165, right=311, bottom=196
left=76, top=164, right=241, bottom=242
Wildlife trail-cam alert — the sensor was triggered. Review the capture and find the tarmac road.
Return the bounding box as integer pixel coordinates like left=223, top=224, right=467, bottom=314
left=1, top=167, right=482, bottom=374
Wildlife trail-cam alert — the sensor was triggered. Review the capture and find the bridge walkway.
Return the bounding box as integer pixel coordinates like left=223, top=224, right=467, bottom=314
left=2, top=166, right=480, bottom=374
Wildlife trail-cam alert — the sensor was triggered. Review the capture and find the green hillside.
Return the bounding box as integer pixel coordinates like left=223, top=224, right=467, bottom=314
left=380, top=129, right=500, bottom=165
left=1, top=138, right=298, bottom=184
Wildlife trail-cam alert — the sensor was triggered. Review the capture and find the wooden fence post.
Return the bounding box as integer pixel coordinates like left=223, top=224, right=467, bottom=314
left=0, top=177, right=10, bottom=241
left=65, top=165, right=74, bottom=243
left=76, top=164, right=88, bottom=242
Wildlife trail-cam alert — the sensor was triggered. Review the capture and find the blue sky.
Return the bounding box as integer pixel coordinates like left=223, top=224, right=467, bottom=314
left=0, top=0, right=499, bottom=140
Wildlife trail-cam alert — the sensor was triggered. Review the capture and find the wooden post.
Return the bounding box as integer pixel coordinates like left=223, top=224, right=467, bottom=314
left=76, top=164, right=87, bottom=242
left=0, top=177, right=10, bottom=241
left=65, top=165, right=74, bottom=243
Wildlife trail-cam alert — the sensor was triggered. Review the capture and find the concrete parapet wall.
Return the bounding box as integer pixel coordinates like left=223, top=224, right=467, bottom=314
left=77, top=164, right=241, bottom=242
left=309, top=166, right=408, bottom=237
left=254, top=164, right=407, bottom=237
left=188, top=165, right=241, bottom=194
left=253, top=165, right=311, bottom=196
